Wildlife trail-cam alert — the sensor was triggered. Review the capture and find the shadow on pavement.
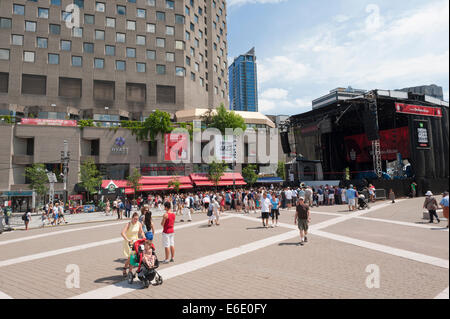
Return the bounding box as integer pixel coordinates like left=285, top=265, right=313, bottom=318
left=278, top=242, right=300, bottom=246
left=113, top=258, right=127, bottom=263
left=95, top=275, right=126, bottom=284
left=246, top=226, right=266, bottom=230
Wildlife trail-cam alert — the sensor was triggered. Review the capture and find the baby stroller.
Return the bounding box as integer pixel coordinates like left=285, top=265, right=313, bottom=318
left=358, top=194, right=370, bottom=210
left=128, top=239, right=163, bottom=288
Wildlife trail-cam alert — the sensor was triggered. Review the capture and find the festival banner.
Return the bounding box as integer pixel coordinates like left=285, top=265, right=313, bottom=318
left=164, top=133, right=188, bottom=161
left=344, top=127, right=410, bottom=163
left=395, top=103, right=443, bottom=117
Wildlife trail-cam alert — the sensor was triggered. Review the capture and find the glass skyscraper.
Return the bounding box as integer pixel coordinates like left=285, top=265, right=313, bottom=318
left=228, top=48, right=258, bottom=112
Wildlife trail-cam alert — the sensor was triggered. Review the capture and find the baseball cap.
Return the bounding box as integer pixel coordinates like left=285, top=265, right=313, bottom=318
left=425, top=191, right=433, bottom=196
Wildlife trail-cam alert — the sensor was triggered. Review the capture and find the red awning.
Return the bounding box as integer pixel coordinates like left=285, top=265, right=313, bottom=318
left=189, top=173, right=246, bottom=187
left=101, top=180, right=129, bottom=189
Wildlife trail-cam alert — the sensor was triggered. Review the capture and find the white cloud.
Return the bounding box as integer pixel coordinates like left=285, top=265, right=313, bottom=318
left=228, top=0, right=286, bottom=7
left=334, top=14, right=350, bottom=23
left=255, top=0, right=449, bottom=114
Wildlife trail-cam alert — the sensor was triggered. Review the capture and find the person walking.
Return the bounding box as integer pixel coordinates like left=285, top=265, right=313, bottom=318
left=105, top=200, right=111, bottom=216
left=389, top=189, right=396, bottom=203
left=260, top=192, right=271, bottom=228
left=22, top=210, right=31, bottom=231
left=411, top=182, right=417, bottom=198
left=294, top=197, right=310, bottom=246
left=439, top=191, right=449, bottom=228
left=180, top=195, right=192, bottom=222
left=212, top=197, right=220, bottom=226
left=161, top=201, right=176, bottom=263
left=346, top=185, right=357, bottom=211
left=143, top=209, right=155, bottom=239
left=121, top=212, right=145, bottom=276
left=270, top=193, right=280, bottom=227
left=423, top=191, right=440, bottom=224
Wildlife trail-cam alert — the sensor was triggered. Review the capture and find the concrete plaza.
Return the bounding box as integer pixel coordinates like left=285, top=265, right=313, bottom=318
left=0, top=197, right=448, bottom=299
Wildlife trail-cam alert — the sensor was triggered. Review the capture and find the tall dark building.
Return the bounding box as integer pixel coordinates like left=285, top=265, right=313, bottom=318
left=397, top=85, right=444, bottom=101
left=228, top=47, right=258, bottom=112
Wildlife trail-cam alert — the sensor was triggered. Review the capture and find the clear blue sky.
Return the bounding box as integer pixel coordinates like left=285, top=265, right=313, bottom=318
left=227, top=0, right=449, bottom=115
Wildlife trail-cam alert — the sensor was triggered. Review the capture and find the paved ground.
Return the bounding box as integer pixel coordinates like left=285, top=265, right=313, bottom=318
left=0, top=197, right=448, bottom=299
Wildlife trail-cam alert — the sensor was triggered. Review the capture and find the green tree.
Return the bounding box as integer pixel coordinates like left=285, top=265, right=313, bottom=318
left=129, top=110, right=173, bottom=141
left=277, top=161, right=286, bottom=181
left=207, top=104, right=247, bottom=134
left=127, top=168, right=142, bottom=199
left=242, top=164, right=258, bottom=187
left=79, top=159, right=102, bottom=202
left=168, top=177, right=181, bottom=194
left=24, top=164, right=48, bottom=205
left=208, top=159, right=227, bottom=190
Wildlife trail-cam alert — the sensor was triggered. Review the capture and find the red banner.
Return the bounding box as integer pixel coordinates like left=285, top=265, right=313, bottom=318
left=344, top=127, right=410, bottom=163
left=395, top=103, right=442, bottom=117
left=164, top=133, right=188, bottom=161
left=21, top=118, right=78, bottom=127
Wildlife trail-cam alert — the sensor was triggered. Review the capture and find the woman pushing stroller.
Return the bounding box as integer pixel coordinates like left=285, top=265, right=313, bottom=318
left=121, top=212, right=145, bottom=277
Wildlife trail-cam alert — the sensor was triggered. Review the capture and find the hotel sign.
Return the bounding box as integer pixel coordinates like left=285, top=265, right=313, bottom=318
left=111, top=137, right=128, bottom=154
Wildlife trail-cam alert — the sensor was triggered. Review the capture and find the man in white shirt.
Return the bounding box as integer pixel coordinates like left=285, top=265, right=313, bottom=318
left=180, top=195, right=192, bottom=222
left=260, top=192, right=272, bottom=228
left=285, top=188, right=293, bottom=208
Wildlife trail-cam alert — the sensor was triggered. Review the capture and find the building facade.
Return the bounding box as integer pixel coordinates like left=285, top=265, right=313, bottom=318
left=312, top=87, right=367, bottom=110
left=228, top=47, right=258, bottom=112
left=0, top=0, right=229, bottom=120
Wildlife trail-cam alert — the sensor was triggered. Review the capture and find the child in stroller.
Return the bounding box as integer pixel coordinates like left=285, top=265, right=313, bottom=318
left=358, top=194, right=370, bottom=210
left=128, top=237, right=163, bottom=288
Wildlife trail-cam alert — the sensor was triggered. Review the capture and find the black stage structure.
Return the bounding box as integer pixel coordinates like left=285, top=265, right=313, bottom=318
left=286, top=90, right=449, bottom=196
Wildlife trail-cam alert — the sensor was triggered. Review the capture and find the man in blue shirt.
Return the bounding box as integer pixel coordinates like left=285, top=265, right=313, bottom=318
left=440, top=191, right=449, bottom=228
left=346, top=185, right=358, bottom=211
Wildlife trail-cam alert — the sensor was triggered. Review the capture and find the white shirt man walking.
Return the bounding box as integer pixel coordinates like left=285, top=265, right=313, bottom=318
left=260, top=193, right=272, bottom=228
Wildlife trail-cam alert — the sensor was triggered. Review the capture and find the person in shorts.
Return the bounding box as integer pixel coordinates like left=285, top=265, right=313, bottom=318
left=161, top=201, right=176, bottom=263
left=294, top=197, right=310, bottom=245
left=260, top=193, right=271, bottom=228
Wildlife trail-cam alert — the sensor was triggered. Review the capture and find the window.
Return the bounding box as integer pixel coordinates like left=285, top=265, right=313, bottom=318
left=74, top=0, right=84, bottom=8
left=156, top=65, right=166, bottom=75
left=175, top=15, right=185, bottom=24
left=96, top=2, right=105, bottom=12
left=24, top=51, right=35, bottom=62
left=156, top=85, right=175, bottom=104
left=49, top=24, right=60, bottom=35
left=156, top=12, right=165, bottom=21
left=0, top=18, right=12, bottom=29
left=72, top=27, right=83, bottom=37
left=176, top=67, right=185, bottom=77
left=95, top=30, right=105, bottom=40
left=146, top=50, right=155, bottom=60
left=199, top=54, right=203, bottom=62
left=137, top=9, right=146, bottom=18
left=200, top=77, right=204, bottom=87
left=194, top=15, right=199, bottom=23
left=194, top=38, right=199, bottom=48
left=61, top=40, right=71, bottom=51
left=51, top=0, right=61, bottom=5
left=175, top=40, right=184, bottom=50
left=198, top=7, right=203, bottom=15
left=94, top=58, right=104, bottom=69
left=190, top=23, right=195, bottom=31
left=13, top=4, right=25, bottom=15
left=136, top=63, right=146, bottom=73
left=25, top=21, right=37, bottom=32
left=127, top=83, right=146, bottom=102
left=214, top=86, right=218, bottom=94
left=147, top=0, right=156, bottom=6
left=12, top=34, right=23, bottom=46
left=148, top=141, right=157, bottom=157
left=61, top=10, right=72, bottom=21
left=72, top=56, right=82, bottom=67
left=147, top=23, right=156, bottom=33
left=127, top=20, right=136, bottom=30
left=166, top=52, right=175, bottom=62
left=194, top=62, right=199, bottom=72
left=84, top=14, right=94, bottom=24
left=22, top=74, right=46, bottom=95
left=83, top=42, right=94, bottom=53
left=186, top=56, right=191, bottom=66
left=105, top=45, right=115, bottom=56
left=48, top=53, right=59, bottom=65
left=116, top=60, right=126, bottom=71
left=198, top=30, right=203, bottom=39
left=191, top=72, right=195, bottom=81
left=190, top=47, right=195, bottom=57
left=0, top=49, right=10, bottom=60
left=166, top=0, right=174, bottom=9
left=166, top=26, right=174, bottom=36
left=156, top=38, right=165, bottom=48
left=106, top=17, right=115, bottom=28
left=185, top=31, right=190, bottom=41
left=93, top=80, right=114, bottom=100
left=185, top=6, right=190, bottom=15
left=126, top=48, right=136, bottom=58
left=38, top=8, right=49, bottom=18
left=116, top=33, right=126, bottom=43
left=37, top=37, right=47, bottom=48
left=117, top=5, right=126, bottom=15
left=136, top=35, right=146, bottom=45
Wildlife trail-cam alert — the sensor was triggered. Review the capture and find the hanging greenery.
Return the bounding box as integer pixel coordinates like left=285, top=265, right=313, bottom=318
left=128, top=110, right=173, bottom=141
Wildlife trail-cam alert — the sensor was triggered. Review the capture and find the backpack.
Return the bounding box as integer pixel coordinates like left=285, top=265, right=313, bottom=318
left=207, top=204, right=213, bottom=216
left=21, top=213, right=27, bottom=221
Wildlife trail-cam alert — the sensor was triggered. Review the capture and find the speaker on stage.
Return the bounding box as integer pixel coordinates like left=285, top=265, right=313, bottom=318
left=280, top=132, right=291, bottom=154
left=363, top=101, right=380, bottom=141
